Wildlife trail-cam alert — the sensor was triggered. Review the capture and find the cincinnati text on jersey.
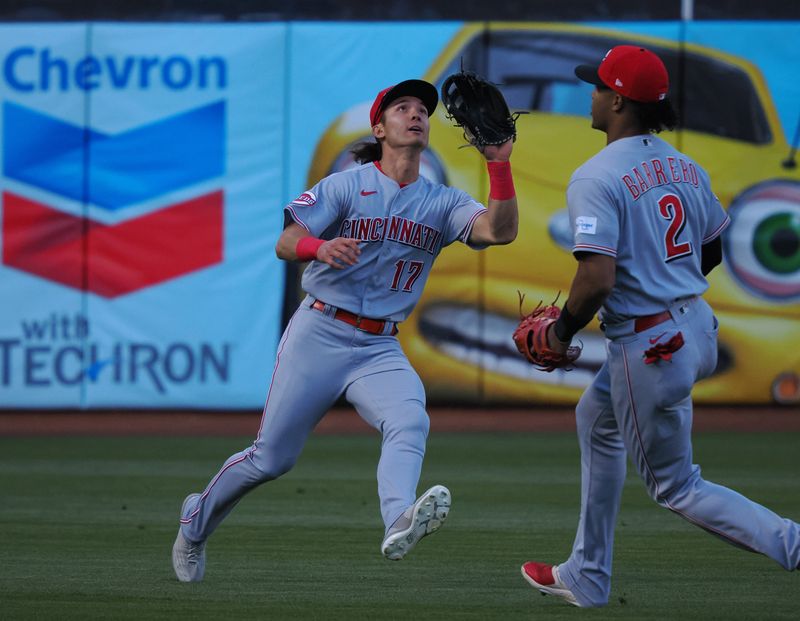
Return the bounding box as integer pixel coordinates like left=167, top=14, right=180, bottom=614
left=339, top=216, right=443, bottom=254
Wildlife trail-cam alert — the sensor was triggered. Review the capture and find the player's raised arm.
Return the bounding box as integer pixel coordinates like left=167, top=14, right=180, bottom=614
left=468, top=139, right=518, bottom=246
left=439, top=72, right=519, bottom=247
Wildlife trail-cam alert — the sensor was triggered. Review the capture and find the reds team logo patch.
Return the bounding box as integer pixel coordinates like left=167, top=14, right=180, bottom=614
left=292, top=191, right=317, bottom=206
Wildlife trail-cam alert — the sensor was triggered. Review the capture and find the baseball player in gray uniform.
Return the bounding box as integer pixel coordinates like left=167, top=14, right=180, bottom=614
left=519, top=46, right=800, bottom=607
left=172, top=79, right=518, bottom=581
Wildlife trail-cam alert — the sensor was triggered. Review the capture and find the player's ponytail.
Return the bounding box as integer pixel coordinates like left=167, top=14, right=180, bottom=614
left=351, top=139, right=383, bottom=164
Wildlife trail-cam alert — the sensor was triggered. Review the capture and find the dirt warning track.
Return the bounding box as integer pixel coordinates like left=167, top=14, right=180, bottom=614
left=0, top=406, right=797, bottom=436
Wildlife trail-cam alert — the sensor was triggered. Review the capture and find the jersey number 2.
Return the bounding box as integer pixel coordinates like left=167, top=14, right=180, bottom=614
left=390, top=260, right=424, bottom=292
left=658, top=194, right=693, bottom=262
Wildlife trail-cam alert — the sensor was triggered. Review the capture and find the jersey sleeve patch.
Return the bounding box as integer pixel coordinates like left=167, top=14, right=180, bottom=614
left=291, top=191, right=317, bottom=207
left=575, top=216, right=598, bottom=235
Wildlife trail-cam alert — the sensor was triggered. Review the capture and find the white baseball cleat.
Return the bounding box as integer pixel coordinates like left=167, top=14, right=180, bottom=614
left=172, top=493, right=207, bottom=582
left=520, top=562, right=582, bottom=607
left=381, top=484, right=451, bottom=561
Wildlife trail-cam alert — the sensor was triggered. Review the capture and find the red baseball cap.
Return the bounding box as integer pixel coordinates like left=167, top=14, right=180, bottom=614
left=575, top=45, right=669, bottom=103
left=369, top=79, right=438, bottom=127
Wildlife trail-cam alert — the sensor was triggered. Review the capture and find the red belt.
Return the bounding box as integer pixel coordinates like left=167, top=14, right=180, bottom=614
left=634, top=310, right=672, bottom=333
left=311, top=300, right=397, bottom=336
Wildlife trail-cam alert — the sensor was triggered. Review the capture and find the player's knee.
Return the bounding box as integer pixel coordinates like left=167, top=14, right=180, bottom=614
left=649, top=465, right=702, bottom=508
left=249, top=450, right=298, bottom=480
left=383, top=402, right=429, bottom=439
left=575, top=394, right=603, bottom=438
left=575, top=398, right=592, bottom=434
left=407, top=405, right=430, bottom=437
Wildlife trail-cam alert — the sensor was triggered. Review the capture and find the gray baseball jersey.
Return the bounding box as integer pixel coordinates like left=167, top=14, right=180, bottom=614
left=566, top=134, right=729, bottom=323
left=285, top=162, right=486, bottom=322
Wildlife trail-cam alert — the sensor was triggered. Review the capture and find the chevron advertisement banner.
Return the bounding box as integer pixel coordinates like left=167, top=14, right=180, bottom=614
left=0, top=24, right=286, bottom=407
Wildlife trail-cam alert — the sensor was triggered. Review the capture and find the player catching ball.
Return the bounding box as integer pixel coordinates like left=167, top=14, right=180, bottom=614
left=172, top=77, right=519, bottom=581
left=515, top=45, right=800, bottom=606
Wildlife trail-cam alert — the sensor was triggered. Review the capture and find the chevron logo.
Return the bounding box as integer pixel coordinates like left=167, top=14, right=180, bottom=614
left=2, top=101, right=226, bottom=297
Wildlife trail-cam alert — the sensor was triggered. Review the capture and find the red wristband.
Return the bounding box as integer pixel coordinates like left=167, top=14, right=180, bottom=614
left=487, top=161, right=515, bottom=201
left=295, top=236, right=325, bottom=261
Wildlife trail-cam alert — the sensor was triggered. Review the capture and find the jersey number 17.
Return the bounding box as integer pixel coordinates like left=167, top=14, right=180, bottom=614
left=390, top=260, right=425, bottom=292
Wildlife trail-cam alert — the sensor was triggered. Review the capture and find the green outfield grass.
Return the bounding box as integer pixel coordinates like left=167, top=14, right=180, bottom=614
left=0, top=431, right=798, bottom=620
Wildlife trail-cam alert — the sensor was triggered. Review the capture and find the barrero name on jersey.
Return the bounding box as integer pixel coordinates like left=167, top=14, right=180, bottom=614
left=622, top=157, right=699, bottom=201
left=339, top=216, right=443, bottom=255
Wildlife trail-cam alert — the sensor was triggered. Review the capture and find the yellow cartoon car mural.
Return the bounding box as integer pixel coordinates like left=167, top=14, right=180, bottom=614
left=306, top=23, right=800, bottom=405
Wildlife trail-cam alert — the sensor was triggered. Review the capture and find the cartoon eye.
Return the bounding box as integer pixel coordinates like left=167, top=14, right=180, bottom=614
left=723, top=180, right=800, bottom=301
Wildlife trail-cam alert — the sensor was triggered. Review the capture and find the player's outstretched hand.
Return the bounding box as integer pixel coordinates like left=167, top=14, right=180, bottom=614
left=317, top=237, right=361, bottom=269
left=481, top=138, right=513, bottom=162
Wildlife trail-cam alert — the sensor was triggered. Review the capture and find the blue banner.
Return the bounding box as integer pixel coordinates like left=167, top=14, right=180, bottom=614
left=1, top=24, right=286, bottom=407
